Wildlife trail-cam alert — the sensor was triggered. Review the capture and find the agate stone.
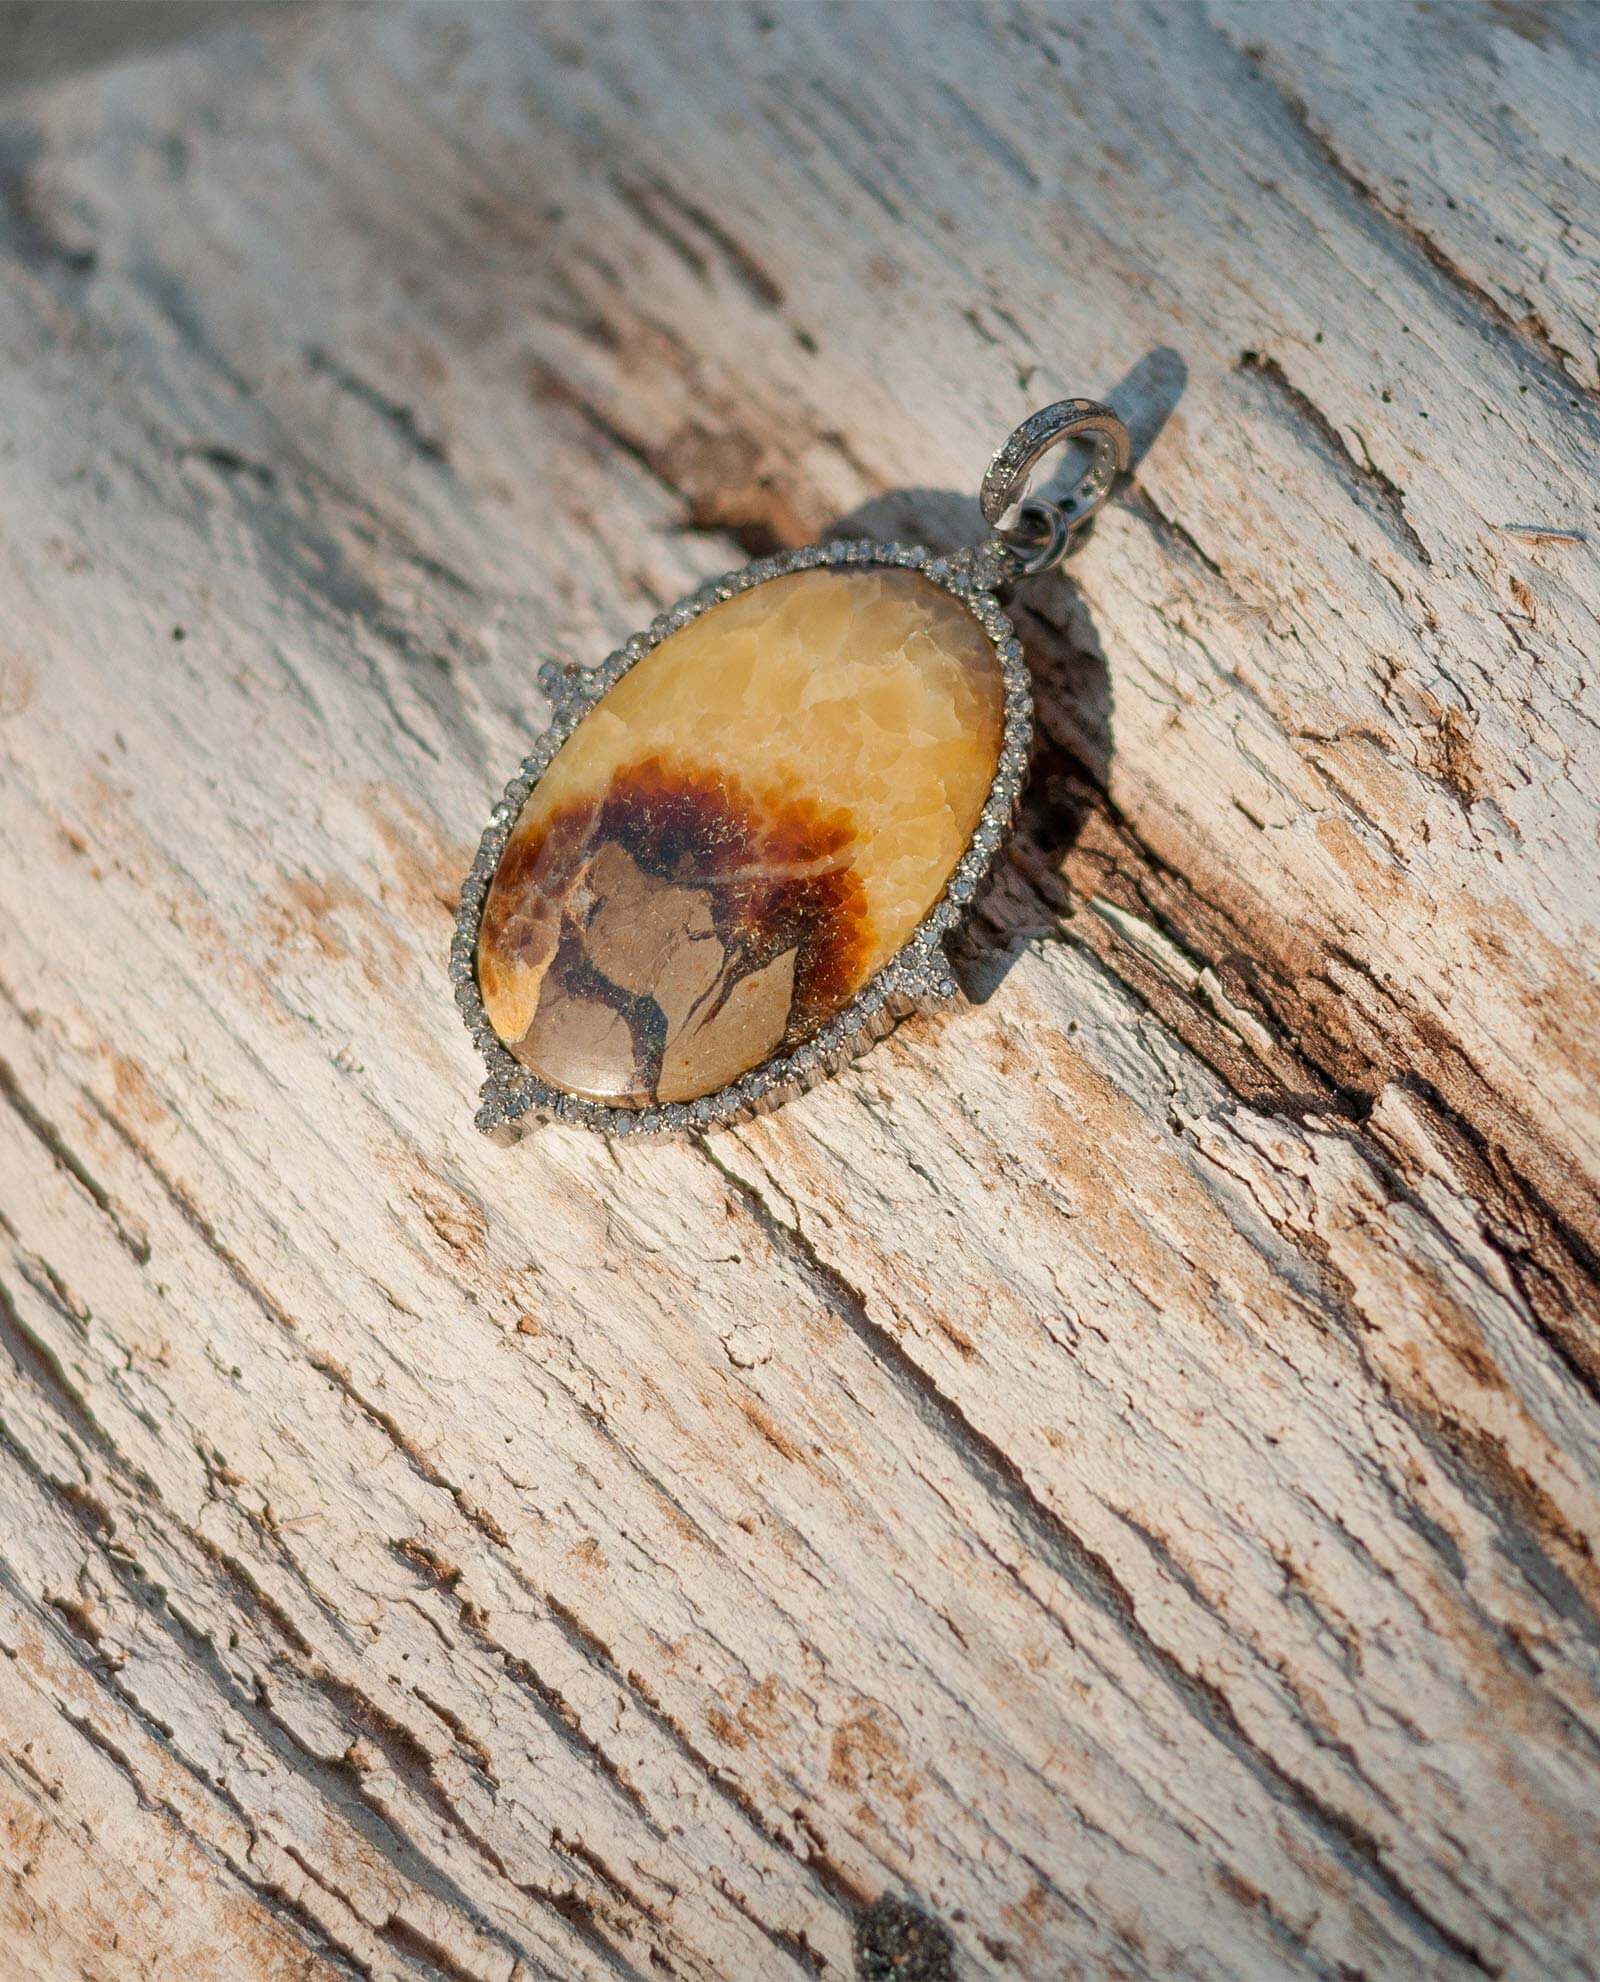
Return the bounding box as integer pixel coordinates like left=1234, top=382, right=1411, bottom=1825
left=476, top=565, right=1005, bottom=1106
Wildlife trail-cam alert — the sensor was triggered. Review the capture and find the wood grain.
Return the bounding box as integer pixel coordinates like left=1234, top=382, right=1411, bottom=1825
left=1, top=4, right=1598, bottom=1977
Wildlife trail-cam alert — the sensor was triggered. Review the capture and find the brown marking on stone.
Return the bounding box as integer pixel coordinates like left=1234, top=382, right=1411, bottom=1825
left=659, top=943, right=797, bottom=1103
left=479, top=754, right=872, bottom=1103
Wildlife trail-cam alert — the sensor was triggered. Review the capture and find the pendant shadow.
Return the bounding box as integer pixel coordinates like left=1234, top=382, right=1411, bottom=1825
left=822, top=347, right=1185, bottom=1004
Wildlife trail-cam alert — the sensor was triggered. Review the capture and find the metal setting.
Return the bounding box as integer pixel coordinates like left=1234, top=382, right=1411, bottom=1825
left=454, top=397, right=1129, bottom=1139
left=981, top=398, right=1131, bottom=576
left=451, top=538, right=1033, bottom=1140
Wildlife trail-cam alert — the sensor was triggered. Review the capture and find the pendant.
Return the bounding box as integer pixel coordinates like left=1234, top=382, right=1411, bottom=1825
left=451, top=399, right=1130, bottom=1138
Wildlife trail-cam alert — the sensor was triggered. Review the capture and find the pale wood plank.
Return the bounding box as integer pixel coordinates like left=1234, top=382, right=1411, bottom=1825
left=1, top=5, right=1597, bottom=1978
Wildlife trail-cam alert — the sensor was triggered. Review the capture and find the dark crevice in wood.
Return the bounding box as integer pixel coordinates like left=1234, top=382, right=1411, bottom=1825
left=0, top=1053, right=151, bottom=1264
left=1122, top=482, right=1229, bottom=584
left=311, top=1669, right=491, bottom=1833
left=305, top=344, right=453, bottom=468
left=519, top=1860, right=658, bottom=1982
left=551, top=1825, right=657, bottom=1920
left=714, top=1875, right=830, bottom=1978
left=6, top=1239, right=90, bottom=1331
left=177, top=441, right=278, bottom=487
left=526, top=358, right=694, bottom=510
left=0, top=121, right=98, bottom=277
left=58, top=1708, right=383, bottom=1982
left=548, top=1822, right=719, bottom=1978
left=1390, top=1406, right=1600, bottom=1669
left=1236, top=350, right=1433, bottom=567
left=374, top=1910, right=492, bottom=1982
left=620, top=1658, right=871, bottom=1916
left=0, top=1276, right=129, bottom=1469
left=1231, top=46, right=1600, bottom=405
left=42, top=1585, right=105, bottom=1652
left=969, top=652, right=1600, bottom=1404
left=424, top=1574, right=661, bottom=1831
left=612, top=170, right=786, bottom=310
left=271, top=1641, right=628, bottom=1973
left=526, top=361, right=814, bottom=559
left=559, top=1621, right=863, bottom=1908
left=1375, top=1073, right=1600, bottom=1401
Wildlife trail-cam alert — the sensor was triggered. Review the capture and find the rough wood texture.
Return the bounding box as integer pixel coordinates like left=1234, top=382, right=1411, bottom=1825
left=2, top=4, right=1598, bottom=1977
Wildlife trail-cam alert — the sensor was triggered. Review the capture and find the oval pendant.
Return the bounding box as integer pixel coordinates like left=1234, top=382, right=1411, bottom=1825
left=455, top=545, right=1026, bottom=1135
left=452, top=404, right=1129, bottom=1136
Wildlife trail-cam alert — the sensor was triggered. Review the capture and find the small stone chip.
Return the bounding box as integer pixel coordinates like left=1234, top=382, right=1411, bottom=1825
left=854, top=1894, right=956, bottom=1981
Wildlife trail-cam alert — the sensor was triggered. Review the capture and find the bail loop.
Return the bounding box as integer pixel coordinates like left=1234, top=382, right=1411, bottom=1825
left=980, top=398, right=1130, bottom=578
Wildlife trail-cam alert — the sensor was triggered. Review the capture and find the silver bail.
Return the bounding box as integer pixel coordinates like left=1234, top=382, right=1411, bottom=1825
left=980, top=399, right=1131, bottom=578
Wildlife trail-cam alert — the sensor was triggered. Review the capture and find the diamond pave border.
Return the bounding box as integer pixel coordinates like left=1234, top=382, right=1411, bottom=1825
left=449, top=537, right=1030, bottom=1139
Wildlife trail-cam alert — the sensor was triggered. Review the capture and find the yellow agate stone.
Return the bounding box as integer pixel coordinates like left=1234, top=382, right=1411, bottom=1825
left=476, top=565, right=1005, bottom=1106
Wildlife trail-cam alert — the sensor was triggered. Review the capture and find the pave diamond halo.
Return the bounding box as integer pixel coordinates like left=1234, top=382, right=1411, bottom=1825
left=451, top=399, right=1129, bottom=1139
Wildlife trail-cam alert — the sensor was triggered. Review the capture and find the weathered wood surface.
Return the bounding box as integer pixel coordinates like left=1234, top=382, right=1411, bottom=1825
left=1, top=3, right=1599, bottom=1977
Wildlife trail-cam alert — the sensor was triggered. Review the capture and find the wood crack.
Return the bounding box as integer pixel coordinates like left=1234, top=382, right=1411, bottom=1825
left=990, top=767, right=1600, bottom=1366
left=698, top=1141, right=1502, bottom=1973
left=1236, top=350, right=1432, bottom=567
left=5, top=5, right=1599, bottom=1974
left=0, top=1054, right=151, bottom=1265
left=80, top=1088, right=520, bottom=1556
left=57, top=1709, right=380, bottom=1982
left=1233, top=49, right=1600, bottom=402
left=305, top=344, right=453, bottom=468
left=611, top=171, right=786, bottom=310
left=0, top=122, right=97, bottom=278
